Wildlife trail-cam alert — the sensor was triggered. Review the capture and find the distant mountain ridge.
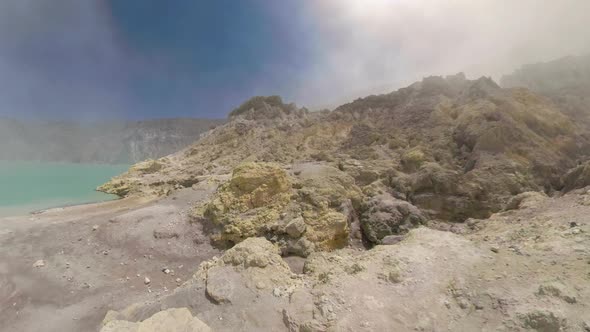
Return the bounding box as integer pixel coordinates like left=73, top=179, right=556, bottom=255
left=0, top=118, right=225, bottom=164
left=501, top=54, right=590, bottom=126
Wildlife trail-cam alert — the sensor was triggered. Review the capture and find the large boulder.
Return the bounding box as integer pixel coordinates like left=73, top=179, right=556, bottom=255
left=360, top=193, right=426, bottom=244
left=197, top=162, right=361, bottom=253
left=201, top=162, right=292, bottom=245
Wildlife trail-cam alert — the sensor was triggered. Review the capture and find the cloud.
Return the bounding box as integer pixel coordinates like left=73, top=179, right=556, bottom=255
left=291, top=0, right=590, bottom=108
left=2, top=1, right=589, bottom=118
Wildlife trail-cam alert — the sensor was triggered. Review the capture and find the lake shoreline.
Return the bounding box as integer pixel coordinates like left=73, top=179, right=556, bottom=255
left=0, top=161, right=130, bottom=218
left=29, top=196, right=121, bottom=216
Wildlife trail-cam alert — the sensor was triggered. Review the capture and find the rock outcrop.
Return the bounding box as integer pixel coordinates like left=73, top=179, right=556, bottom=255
left=101, top=308, right=211, bottom=332
left=100, top=188, right=590, bottom=331
left=99, top=75, right=590, bottom=252
left=193, top=162, right=360, bottom=254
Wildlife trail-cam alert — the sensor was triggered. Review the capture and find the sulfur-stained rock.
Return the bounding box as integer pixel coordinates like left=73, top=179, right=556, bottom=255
left=220, top=237, right=284, bottom=268
left=197, top=162, right=360, bottom=251
left=401, top=148, right=428, bottom=172
left=130, top=159, right=163, bottom=174
left=304, top=211, right=350, bottom=250
left=201, top=162, right=292, bottom=245
left=97, top=179, right=136, bottom=197
left=229, top=162, right=291, bottom=196
left=294, top=163, right=361, bottom=210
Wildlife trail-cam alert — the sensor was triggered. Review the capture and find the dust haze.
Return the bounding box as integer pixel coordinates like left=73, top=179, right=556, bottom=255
left=295, top=0, right=590, bottom=108
left=1, top=0, right=589, bottom=116
left=0, top=0, right=132, bottom=120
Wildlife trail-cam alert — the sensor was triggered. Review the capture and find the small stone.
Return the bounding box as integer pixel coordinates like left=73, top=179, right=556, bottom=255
left=92, top=225, right=99, bottom=231
left=285, top=217, right=306, bottom=238
left=162, top=268, right=171, bottom=274
left=33, top=260, right=45, bottom=268
left=256, top=282, right=266, bottom=289
left=206, top=266, right=237, bottom=303
left=175, top=278, right=181, bottom=283
left=490, top=247, right=499, bottom=253
left=153, top=230, right=179, bottom=239
left=381, top=235, right=405, bottom=245
left=273, top=288, right=282, bottom=297
left=457, top=298, right=470, bottom=309
left=144, top=277, right=151, bottom=285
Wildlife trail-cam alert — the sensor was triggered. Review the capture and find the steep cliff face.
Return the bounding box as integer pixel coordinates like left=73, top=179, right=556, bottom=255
left=0, top=118, right=224, bottom=164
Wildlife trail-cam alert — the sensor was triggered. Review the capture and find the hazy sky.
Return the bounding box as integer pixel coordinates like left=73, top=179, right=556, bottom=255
left=1, top=0, right=589, bottom=119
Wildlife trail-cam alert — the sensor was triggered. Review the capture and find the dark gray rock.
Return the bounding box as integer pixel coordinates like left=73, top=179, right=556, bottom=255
left=360, top=194, right=426, bottom=244
left=380, top=235, right=405, bottom=245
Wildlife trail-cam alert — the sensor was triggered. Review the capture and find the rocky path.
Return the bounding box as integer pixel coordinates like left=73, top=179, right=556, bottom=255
left=0, top=186, right=219, bottom=332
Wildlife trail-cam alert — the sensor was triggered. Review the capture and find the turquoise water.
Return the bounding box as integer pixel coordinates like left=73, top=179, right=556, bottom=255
left=0, top=161, right=129, bottom=217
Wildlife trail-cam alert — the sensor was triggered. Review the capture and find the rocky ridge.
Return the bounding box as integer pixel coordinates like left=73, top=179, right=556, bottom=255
left=101, top=74, right=590, bottom=245
left=96, top=70, right=590, bottom=331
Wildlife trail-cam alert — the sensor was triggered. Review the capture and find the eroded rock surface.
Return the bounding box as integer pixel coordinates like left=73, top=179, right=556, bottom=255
left=101, top=308, right=211, bottom=332
left=94, top=73, right=590, bottom=331
left=100, top=190, right=590, bottom=331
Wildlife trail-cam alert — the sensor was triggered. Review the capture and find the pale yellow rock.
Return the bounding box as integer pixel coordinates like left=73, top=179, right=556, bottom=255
left=130, top=159, right=163, bottom=174
left=100, top=308, right=211, bottom=332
